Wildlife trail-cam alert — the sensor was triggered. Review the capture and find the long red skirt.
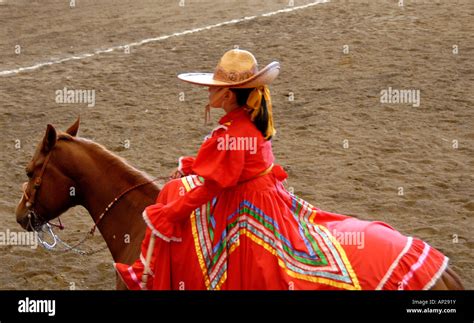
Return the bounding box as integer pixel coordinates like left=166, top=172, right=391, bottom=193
left=114, top=172, right=448, bottom=290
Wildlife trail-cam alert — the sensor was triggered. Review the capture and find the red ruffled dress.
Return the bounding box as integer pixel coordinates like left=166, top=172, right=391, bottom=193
left=114, top=107, right=448, bottom=290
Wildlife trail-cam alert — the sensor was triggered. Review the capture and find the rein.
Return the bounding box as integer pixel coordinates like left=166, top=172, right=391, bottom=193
left=22, top=147, right=167, bottom=255
left=89, top=177, right=164, bottom=235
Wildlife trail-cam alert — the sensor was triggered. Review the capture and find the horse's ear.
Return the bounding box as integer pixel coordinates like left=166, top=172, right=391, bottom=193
left=42, top=124, right=57, bottom=152
left=66, top=116, right=80, bottom=136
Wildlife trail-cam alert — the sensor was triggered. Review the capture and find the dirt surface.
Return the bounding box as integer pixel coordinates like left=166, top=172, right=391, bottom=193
left=0, top=0, right=472, bottom=290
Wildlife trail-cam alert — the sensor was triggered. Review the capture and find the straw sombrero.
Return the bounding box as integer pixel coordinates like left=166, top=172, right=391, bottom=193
left=178, top=49, right=280, bottom=88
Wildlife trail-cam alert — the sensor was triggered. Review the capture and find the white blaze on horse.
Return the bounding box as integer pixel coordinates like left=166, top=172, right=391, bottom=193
left=15, top=119, right=464, bottom=290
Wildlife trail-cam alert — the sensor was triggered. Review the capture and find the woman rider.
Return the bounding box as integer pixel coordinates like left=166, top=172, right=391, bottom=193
left=114, top=49, right=448, bottom=290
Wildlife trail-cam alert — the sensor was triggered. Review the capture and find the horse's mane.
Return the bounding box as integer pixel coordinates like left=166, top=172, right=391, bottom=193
left=58, top=133, right=160, bottom=188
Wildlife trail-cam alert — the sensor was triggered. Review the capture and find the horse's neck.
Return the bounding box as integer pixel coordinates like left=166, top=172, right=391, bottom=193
left=72, top=139, right=160, bottom=264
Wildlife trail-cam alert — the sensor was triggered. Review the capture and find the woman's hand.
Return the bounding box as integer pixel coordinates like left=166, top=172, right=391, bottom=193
left=169, top=168, right=184, bottom=180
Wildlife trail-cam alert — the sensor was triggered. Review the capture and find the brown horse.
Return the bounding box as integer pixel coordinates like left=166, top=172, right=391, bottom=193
left=15, top=119, right=464, bottom=290
left=15, top=118, right=158, bottom=289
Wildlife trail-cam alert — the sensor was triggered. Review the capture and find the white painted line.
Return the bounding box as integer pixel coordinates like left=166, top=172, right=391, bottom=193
left=0, top=0, right=329, bottom=77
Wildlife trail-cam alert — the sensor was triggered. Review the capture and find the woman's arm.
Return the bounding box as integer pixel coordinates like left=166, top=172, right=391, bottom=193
left=169, top=156, right=196, bottom=179
left=143, top=179, right=221, bottom=241
left=178, top=156, right=195, bottom=176
left=145, top=128, right=245, bottom=241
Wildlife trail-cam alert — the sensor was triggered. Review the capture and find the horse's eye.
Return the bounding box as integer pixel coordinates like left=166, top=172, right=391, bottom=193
left=26, top=170, right=33, bottom=178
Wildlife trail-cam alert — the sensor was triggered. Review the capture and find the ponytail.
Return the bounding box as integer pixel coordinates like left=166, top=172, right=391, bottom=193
left=231, top=87, right=275, bottom=140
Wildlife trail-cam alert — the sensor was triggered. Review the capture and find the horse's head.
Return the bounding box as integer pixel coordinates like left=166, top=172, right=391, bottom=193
left=16, top=118, right=81, bottom=231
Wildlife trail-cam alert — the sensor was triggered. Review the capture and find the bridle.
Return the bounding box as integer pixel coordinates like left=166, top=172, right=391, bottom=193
left=22, top=150, right=62, bottom=230
left=24, top=152, right=51, bottom=208
left=22, top=147, right=165, bottom=254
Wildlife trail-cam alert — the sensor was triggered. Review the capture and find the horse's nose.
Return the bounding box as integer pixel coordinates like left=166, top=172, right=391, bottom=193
left=16, top=213, right=33, bottom=231
left=16, top=214, right=27, bottom=229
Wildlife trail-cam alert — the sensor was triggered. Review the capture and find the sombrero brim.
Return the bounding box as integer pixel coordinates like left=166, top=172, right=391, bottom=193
left=177, top=61, right=280, bottom=88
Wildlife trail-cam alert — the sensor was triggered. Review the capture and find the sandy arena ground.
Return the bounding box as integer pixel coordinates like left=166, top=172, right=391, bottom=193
left=0, top=0, right=472, bottom=289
